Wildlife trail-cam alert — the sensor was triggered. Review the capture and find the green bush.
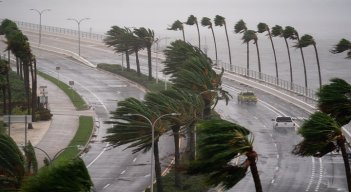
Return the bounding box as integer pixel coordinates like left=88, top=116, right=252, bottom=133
left=35, top=108, right=53, bottom=121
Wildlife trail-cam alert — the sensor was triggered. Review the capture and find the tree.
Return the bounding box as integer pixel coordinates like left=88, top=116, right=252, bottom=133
left=331, top=38, right=351, bottom=59
left=294, top=34, right=322, bottom=88
left=145, top=88, right=204, bottom=188
left=133, top=27, right=155, bottom=80
left=241, top=30, right=261, bottom=78
left=21, top=158, right=93, bottom=192
left=0, top=59, right=9, bottom=114
left=104, top=26, right=132, bottom=70
left=234, top=20, right=249, bottom=75
left=293, top=78, right=351, bottom=192
left=201, top=17, right=218, bottom=64
left=188, top=119, right=263, bottom=192
left=185, top=15, right=201, bottom=49
left=292, top=112, right=351, bottom=192
left=104, top=97, right=169, bottom=192
left=168, top=20, right=185, bottom=41
left=257, top=23, right=279, bottom=81
left=272, top=25, right=293, bottom=89
left=214, top=15, right=232, bottom=70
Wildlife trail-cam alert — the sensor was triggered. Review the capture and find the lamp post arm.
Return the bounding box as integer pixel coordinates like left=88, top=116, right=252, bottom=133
left=33, top=146, right=52, bottom=163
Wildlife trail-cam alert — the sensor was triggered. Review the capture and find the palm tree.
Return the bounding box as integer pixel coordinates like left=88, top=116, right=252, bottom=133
left=104, top=26, right=132, bottom=70
left=0, top=133, right=26, bottom=190
left=133, top=27, right=155, bottom=80
left=293, top=78, right=351, bottom=191
left=292, top=112, right=351, bottom=191
left=201, top=17, right=218, bottom=64
left=168, top=20, right=185, bottom=41
left=214, top=15, right=232, bottom=70
left=188, top=119, right=263, bottom=192
left=185, top=15, right=201, bottom=49
left=242, top=30, right=261, bottom=78
left=104, top=97, right=169, bottom=192
left=145, top=88, right=204, bottom=188
left=257, top=23, right=279, bottom=82
left=272, top=25, right=294, bottom=89
left=234, top=20, right=248, bottom=75
left=331, top=38, right=351, bottom=59
left=289, top=27, right=308, bottom=91
left=0, top=59, right=9, bottom=114
left=294, top=34, right=322, bottom=88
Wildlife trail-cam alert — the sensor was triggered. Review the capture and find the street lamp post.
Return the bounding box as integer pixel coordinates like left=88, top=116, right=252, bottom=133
left=124, top=112, right=180, bottom=192
left=67, top=17, right=90, bottom=56
left=30, top=8, right=51, bottom=46
left=34, top=145, right=83, bottom=165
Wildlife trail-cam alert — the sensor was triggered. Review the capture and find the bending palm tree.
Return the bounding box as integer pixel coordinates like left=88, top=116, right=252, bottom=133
left=185, top=15, right=201, bottom=49
left=331, top=38, right=351, bottom=59
left=104, top=98, right=169, bottom=192
left=291, top=28, right=308, bottom=92
left=168, top=20, right=185, bottom=41
left=133, top=27, right=155, bottom=80
left=242, top=30, right=262, bottom=78
left=234, top=20, right=248, bottom=75
left=258, top=22, right=279, bottom=82
left=214, top=15, right=232, bottom=70
left=188, top=119, right=262, bottom=192
left=201, top=17, right=218, bottom=64
left=294, top=34, right=322, bottom=88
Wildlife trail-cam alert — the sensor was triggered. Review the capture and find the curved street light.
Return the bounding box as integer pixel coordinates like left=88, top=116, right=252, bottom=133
left=124, top=112, right=180, bottom=192
left=30, top=8, right=51, bottom=46
left=34, top=145, right=83, bottom=165
left=67, top=17, right=90, bottom=56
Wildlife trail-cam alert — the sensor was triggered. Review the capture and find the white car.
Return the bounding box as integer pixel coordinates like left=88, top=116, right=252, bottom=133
left=272, top=116, right=295, bottom=128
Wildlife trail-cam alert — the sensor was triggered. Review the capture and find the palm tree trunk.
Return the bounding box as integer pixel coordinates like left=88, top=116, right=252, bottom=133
left=23, top=61, right=31, bottom=115
left=284, top=38, right=293, bottom=89
left=195, top=22, right=201, bottom=49
left=313, top=44, right=322, bottom=88
left=16, top=58, right=19, bottom=75
left=172, top=126, right=181, bottom=188
left=188, top=121, right=196, bottom=161
left=125, top=51, right=130, bottom=70
left=337, top=135, right=351, bottom=192
left=267, top=30, right=279, bottom=83
left=255, top=41, right=261, bottom=80
left=203, top=99, right=211, bottom=119
left=210, top=27, right=218, bottom=65
left=20, top=60, right=23, bottom=80
left=247, top=151, right=263, bottom=192
left=135, top=50, right=141, bottom=75
left=6, top=66, right=11, bottom=121
left=181, top=29, right=185, bottom=42
left=31, top=59, right=37, bottom=122
left=147, top=46, right=153, bottom=81
left=297, top=35, right=308, bottom=93
left=246, top=42, right=250, bottom=76
left=153, top=140, right=164, bottom=192
left=224, top=24, right=232, bottom=71
left=2, top=88, right=6, bottom=114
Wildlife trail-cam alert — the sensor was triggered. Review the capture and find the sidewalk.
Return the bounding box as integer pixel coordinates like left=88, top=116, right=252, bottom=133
left=10, top=75, right=94, bottom=167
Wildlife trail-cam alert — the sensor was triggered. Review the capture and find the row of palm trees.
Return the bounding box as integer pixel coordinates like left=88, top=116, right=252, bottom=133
left=0, top=19, right=38, bottom=121
left=168, top=15, right=322, bottom=90
left=103, top=26, right=155, bottom=80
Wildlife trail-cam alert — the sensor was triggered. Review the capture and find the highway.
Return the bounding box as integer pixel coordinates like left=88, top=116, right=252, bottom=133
left=1, top=26, right=348, bottom=191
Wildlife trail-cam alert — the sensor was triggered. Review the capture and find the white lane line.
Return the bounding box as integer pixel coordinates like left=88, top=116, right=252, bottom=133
left=103, top=184, right=110, bottom=189
left=121, top=170, right=126, bottom=175
left=277, top=154, right=279, bottom=159
left=315, top=158, right=323, bottom=191
left=306, top=157, right=316, bottom=191
left=133, top=158, right=137, bottom=163
left=271, top=179, right=275, bottom=184
left=87, top=143, right=108, bottom=168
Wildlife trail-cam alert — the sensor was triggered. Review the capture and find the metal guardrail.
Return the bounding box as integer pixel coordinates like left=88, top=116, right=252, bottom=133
left=7, top=19, right=107, bottom=41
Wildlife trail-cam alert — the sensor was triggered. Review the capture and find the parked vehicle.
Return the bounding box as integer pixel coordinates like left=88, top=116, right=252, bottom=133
left=272, top=116, right=295, bottom=128
left=237, top=91, right=257, bottom=104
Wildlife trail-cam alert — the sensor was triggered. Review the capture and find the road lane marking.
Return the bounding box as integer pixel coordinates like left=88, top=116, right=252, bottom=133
left=315, top=158, right=323, bottom=191
left=103, top=184, right=110, bottom=189
left=306, top=157, right=315, bottom=191
left=133, top=158, right=137, bottom=163
left=121, top=170, right=126, bottom=175
left=87, top=143, right=108, bottom=168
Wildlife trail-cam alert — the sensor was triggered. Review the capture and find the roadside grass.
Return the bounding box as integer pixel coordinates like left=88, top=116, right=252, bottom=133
left=98, top=63, right=213, bottom=191
left=38, top=71, right=88, bottom=110
left=97, top=64, right=168, bottom=92
left=53, top=116, right=93, bottom=163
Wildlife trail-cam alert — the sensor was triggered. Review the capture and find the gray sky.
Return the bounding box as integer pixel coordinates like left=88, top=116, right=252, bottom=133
left=0, top=0, right=350, bottom=39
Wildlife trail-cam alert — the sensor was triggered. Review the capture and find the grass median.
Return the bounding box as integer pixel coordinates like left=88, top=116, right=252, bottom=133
left=38, top=71, right=88, bottom=110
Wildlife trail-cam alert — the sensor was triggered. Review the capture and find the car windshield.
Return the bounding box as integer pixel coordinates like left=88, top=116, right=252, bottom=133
left=242, top=92, right=254, bottom=96
left=276, top=117, right=292, bottom=122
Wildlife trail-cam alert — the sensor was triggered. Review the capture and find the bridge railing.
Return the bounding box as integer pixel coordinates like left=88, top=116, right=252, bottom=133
left=10, top=19, right=106, bottom=41
left=215, top=60, right=318, bottom=103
